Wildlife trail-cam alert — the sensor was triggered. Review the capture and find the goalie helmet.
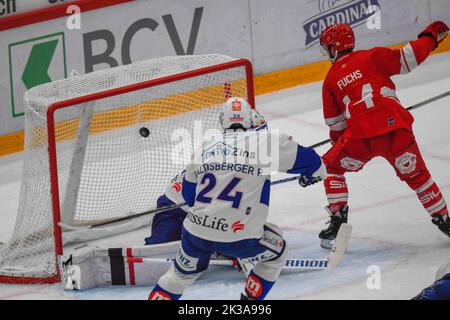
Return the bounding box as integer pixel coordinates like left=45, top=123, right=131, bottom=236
left=220, top=97, right=253, bottom=131
left=251, top=109, right=268, bottom=131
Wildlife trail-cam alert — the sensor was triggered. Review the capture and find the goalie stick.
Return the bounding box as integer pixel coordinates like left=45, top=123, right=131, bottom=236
left=127, top=224, right=352, bottom=271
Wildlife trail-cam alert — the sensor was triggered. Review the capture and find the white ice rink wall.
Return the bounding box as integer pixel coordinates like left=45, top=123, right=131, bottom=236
left=0, top=0, right=450, bottom=137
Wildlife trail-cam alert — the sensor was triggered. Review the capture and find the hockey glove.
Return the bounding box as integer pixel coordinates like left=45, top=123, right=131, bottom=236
left=298, top=161, right=327, bottom=188
left=418, top=21, right=449, bottom=50
left=299, top=175, right=323, bottom=187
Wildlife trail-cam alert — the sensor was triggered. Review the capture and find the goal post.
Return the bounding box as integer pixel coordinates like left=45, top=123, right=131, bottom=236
left=0, top=55, right=255, bottom=284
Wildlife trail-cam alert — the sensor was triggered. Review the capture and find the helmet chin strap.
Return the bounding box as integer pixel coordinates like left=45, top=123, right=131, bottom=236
left=327, top=47, right=339, bottom=63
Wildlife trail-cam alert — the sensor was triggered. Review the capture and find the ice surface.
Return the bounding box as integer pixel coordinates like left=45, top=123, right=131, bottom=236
left=0, top=52, right=449, bottom=300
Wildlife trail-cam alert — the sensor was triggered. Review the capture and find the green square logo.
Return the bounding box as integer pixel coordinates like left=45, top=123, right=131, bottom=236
left=9, top=32, right=67, bottom=117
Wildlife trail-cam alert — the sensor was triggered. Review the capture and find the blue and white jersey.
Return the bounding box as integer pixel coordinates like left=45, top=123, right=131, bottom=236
left=182, top=130, right=322, bottom=242
left=164, top=171, right=188, bottom=212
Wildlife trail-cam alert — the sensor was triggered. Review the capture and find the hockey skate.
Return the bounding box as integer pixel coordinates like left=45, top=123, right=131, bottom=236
left=431, top=214, right=450, bottom=238
left=319, top=206, right=349, bottom=249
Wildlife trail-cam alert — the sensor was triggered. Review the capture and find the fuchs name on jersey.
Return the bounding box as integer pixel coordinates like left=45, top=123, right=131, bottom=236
left=194, top=162, right=262, bottom=176
left=337, top=69, right=363, bottom=90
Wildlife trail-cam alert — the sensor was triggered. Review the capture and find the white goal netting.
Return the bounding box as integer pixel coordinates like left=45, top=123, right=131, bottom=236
left=0, top=54, right=252, bottom=283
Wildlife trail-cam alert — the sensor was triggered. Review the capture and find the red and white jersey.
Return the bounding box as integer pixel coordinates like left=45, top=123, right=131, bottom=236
left=322, top=36, right=435, bottom=140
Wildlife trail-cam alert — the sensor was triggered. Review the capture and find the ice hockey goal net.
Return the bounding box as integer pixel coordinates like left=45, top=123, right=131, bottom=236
left=0, top=54, right=254, bottom=284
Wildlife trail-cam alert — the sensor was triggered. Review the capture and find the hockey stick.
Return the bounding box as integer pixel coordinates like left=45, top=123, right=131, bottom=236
left=127, top=224, right=352, bottom=271
left=271, top=90, right=450, bottom=186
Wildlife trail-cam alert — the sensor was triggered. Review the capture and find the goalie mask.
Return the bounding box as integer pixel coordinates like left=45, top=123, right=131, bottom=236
left=220, top=97, right=253, bottom=131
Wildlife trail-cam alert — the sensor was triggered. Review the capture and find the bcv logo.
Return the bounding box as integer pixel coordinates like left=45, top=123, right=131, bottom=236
left=303, top=0, right=381, bottom=47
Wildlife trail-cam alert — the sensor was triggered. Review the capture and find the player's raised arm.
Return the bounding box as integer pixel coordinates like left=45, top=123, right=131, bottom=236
left=375, top=21, right=449, bottom=76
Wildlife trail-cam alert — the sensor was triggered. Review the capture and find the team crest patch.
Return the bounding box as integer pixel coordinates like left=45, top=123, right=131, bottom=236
left=340, top=157, right=364, bottom=171
left=232, top=100, right=242, bottom=111
left=395, top=152, right=417, bottom=174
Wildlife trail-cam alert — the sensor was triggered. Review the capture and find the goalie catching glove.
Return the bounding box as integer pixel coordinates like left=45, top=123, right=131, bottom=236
left=299, top=160, right=327, bottom=187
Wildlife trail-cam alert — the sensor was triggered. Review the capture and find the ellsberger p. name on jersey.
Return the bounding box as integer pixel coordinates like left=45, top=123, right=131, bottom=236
left=182, top=130, right=322, bottom=242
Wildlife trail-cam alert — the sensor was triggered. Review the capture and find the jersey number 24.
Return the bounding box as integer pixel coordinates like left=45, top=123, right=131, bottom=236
left=196, top=173, right=243, bottom=209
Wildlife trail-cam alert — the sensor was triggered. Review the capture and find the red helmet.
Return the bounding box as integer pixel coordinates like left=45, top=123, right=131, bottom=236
left=320, top=24, right=355, bottom=59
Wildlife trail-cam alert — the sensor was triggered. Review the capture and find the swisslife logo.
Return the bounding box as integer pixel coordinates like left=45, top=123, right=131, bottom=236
left=186, top=212, right=245, bottom=233
left=231, top=220, right=245, bottom=233
left=171, top=181, right=182, bottom=193
left=302, top=0, right=380, bottom=47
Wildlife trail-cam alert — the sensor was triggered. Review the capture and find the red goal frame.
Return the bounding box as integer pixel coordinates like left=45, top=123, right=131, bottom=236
left=0, top=59, right=254, bottom=284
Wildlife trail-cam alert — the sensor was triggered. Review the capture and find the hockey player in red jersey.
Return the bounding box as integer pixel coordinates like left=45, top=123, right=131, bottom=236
left=317, top=21, right=450, bottom=249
